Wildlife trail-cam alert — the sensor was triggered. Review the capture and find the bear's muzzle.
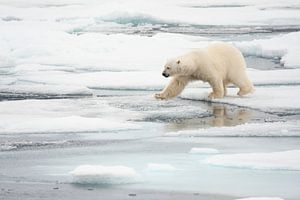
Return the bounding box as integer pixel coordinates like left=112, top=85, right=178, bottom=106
left=162, top=72, right=169, bottom=77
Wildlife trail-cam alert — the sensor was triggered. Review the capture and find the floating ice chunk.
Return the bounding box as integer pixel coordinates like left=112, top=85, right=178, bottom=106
left=0, top=84, right=92, bottom=96
left=19, top=71, right=168, bottom=91
left=248, top=68, right=300, bottom=86
left=166, top=121, right=300, bottom=137
left=0, top=145, right=17, bottom=151
left=235, top=197, right=284, bottom=200
left=70, top=165, right=140, bottom=184
left=0, top=115, right=139, bottom=134
left=236, top=32, right=300, bottom=68
left=181, top=86, right=300, bottom=114
left=146, top=163, right=178, bottom=171
left=204, top=150, right=300, bottom=171
left=189, top=148, right=220, bottom=154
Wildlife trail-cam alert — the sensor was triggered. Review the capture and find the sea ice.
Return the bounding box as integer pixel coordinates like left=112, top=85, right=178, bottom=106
left=146, top=163, right=178, bottom=171
left=189, top=148, right=220, bottom=154
left=11, top=68, right=300, bottom=93
left=0, top=115, right=138, bottom=134
left=204, top=150, right=300, bottom=171
left=235, top=198, right=284, bottom=200
left=166, top=121, right=300, bottom=137
left=0, top=84, right=92, bottom=96
left=236, top=32, right=300, bottom=68
left=0, top=99, right=140, bottom=134
left=70, top=165, right=140, bottom=184
left=181, top=86, right=300, bottom=114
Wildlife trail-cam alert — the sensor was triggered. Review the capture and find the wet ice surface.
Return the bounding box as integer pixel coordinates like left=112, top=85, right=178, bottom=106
left=1, top=0, right=300, bottom=200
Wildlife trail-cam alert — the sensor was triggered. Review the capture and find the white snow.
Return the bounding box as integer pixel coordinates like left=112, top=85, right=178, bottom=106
left=166, top=121, right=300, bottom=137
left=1, top=10, right=300, bottom=95
left=17, top=71, right=169, bottom=91
left=248, top=68, right=300, bottom=86
left=0, top=99, right=140, bottom=134
left=1, top=0, right=300, bottom=26
left=70, top=165, right=140, bottom=184
left=181, top=86, right=300, bottom=114
left=204, top=150, right=300, bottom=171
left=189, top=148, right=220, bottom=154
left=236, top=32, right=300, bottom=68
left=0, top=84, right=92, bottom=96
left=235, top=198, right=284, bottom=200
left=0, top=27, right=207, bottom=71
left=146, top=163, right=178, bottom=171
left=1, top=0, right=300, bottom=98
left=0, top=115, right=138, bottom=134
left=0, top=145, right=17, bottom=151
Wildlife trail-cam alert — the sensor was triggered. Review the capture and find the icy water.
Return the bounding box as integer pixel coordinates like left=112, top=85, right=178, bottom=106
left=1, top=88, right=300, bottom=199
left=1, top=0, right=300, bottom=200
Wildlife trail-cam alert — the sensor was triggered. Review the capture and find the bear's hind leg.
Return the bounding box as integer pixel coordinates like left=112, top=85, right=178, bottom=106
left=208, top=79, right=224, bottom=99
left=238, top=86, right=253, bottom=96
left=223, top=81, right=229, bottom=97
left=233, top=78, right=254, bottom=96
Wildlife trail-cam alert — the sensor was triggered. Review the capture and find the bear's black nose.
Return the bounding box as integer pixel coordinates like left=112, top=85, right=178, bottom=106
left=162, top=73, right=169, bottom=77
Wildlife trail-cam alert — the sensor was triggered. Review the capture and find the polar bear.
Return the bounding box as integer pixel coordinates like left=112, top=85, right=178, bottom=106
left=155, top=42, right=254, bottom=100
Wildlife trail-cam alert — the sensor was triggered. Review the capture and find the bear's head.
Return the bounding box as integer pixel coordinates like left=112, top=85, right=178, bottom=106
left=162, top=59, right=182, bottom=78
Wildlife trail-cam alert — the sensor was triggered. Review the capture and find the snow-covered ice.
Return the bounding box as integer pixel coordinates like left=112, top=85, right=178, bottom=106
left=0, top=98, right=140, bottom=134
left=1, top=0, right=300, bottom=26
left=3, top=67, right=299, bottom=94
left=166, top=121, right=300, bottom=137
left=0, top=84, right=92, bottom=96
left=236, top=32, right=300, bottom=68
left=70, top=165, right=140, bottom=184
left=0, top=0, right=300, bottom=199
left=181, top=86, right=300, bottom=115
left=0, top=115, right=138, bottom=134
left=235, top=198, right=284, bottom=200
left=189, top=148, right=220, bottom=154
left=145, top=163, right=178, bottom=171
left=204, top=150, right=300, bottom=171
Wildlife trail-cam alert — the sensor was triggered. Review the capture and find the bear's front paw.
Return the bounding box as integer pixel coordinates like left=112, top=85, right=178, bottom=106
left=154, top=93, right=167, bottom=100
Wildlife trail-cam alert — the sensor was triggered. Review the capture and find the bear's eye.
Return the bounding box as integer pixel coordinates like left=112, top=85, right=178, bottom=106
left=166, top=67, right=170, bottom=70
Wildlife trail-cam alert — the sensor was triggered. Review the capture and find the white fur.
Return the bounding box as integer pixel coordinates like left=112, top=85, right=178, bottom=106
left=155, top=42, right=254, bottom=100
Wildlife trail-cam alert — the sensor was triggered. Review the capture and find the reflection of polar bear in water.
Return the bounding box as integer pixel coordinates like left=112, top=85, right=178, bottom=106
left=155, top=42, right=254, bottom=100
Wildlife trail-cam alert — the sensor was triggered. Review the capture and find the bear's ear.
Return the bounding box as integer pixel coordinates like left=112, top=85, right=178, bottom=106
left=177, top=60, right=180, bottom=64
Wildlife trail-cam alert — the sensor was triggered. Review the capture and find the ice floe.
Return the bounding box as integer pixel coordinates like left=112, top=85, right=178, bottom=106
left=166, top=121, right=300, bottom=137
left=235, top=197, right=284, bottom=200
left=0, top=99, right=140, bottom=134
left=248, top=68, right=300, bottom=86
left=189, top=148, right=220, bottom=154
left=8, top=68, right=300, bottom=93
left=70, top=165, right=140, bottom=184
left=0, top=84, right=92, bottom=96
left=0, top=26, right=207, bottom=72
left=0, top=144, right=17, bottom=151
left=0, top=115, right=138, bottom=134
left=1, top=0, right=300, bottom=26
left=146, top=163, right=178, bottom=171
left=236, top=32, right=300, bottom=68
left=181, top=86, right=300, bottom=115
left=204, top=150, right=300, bottom=171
